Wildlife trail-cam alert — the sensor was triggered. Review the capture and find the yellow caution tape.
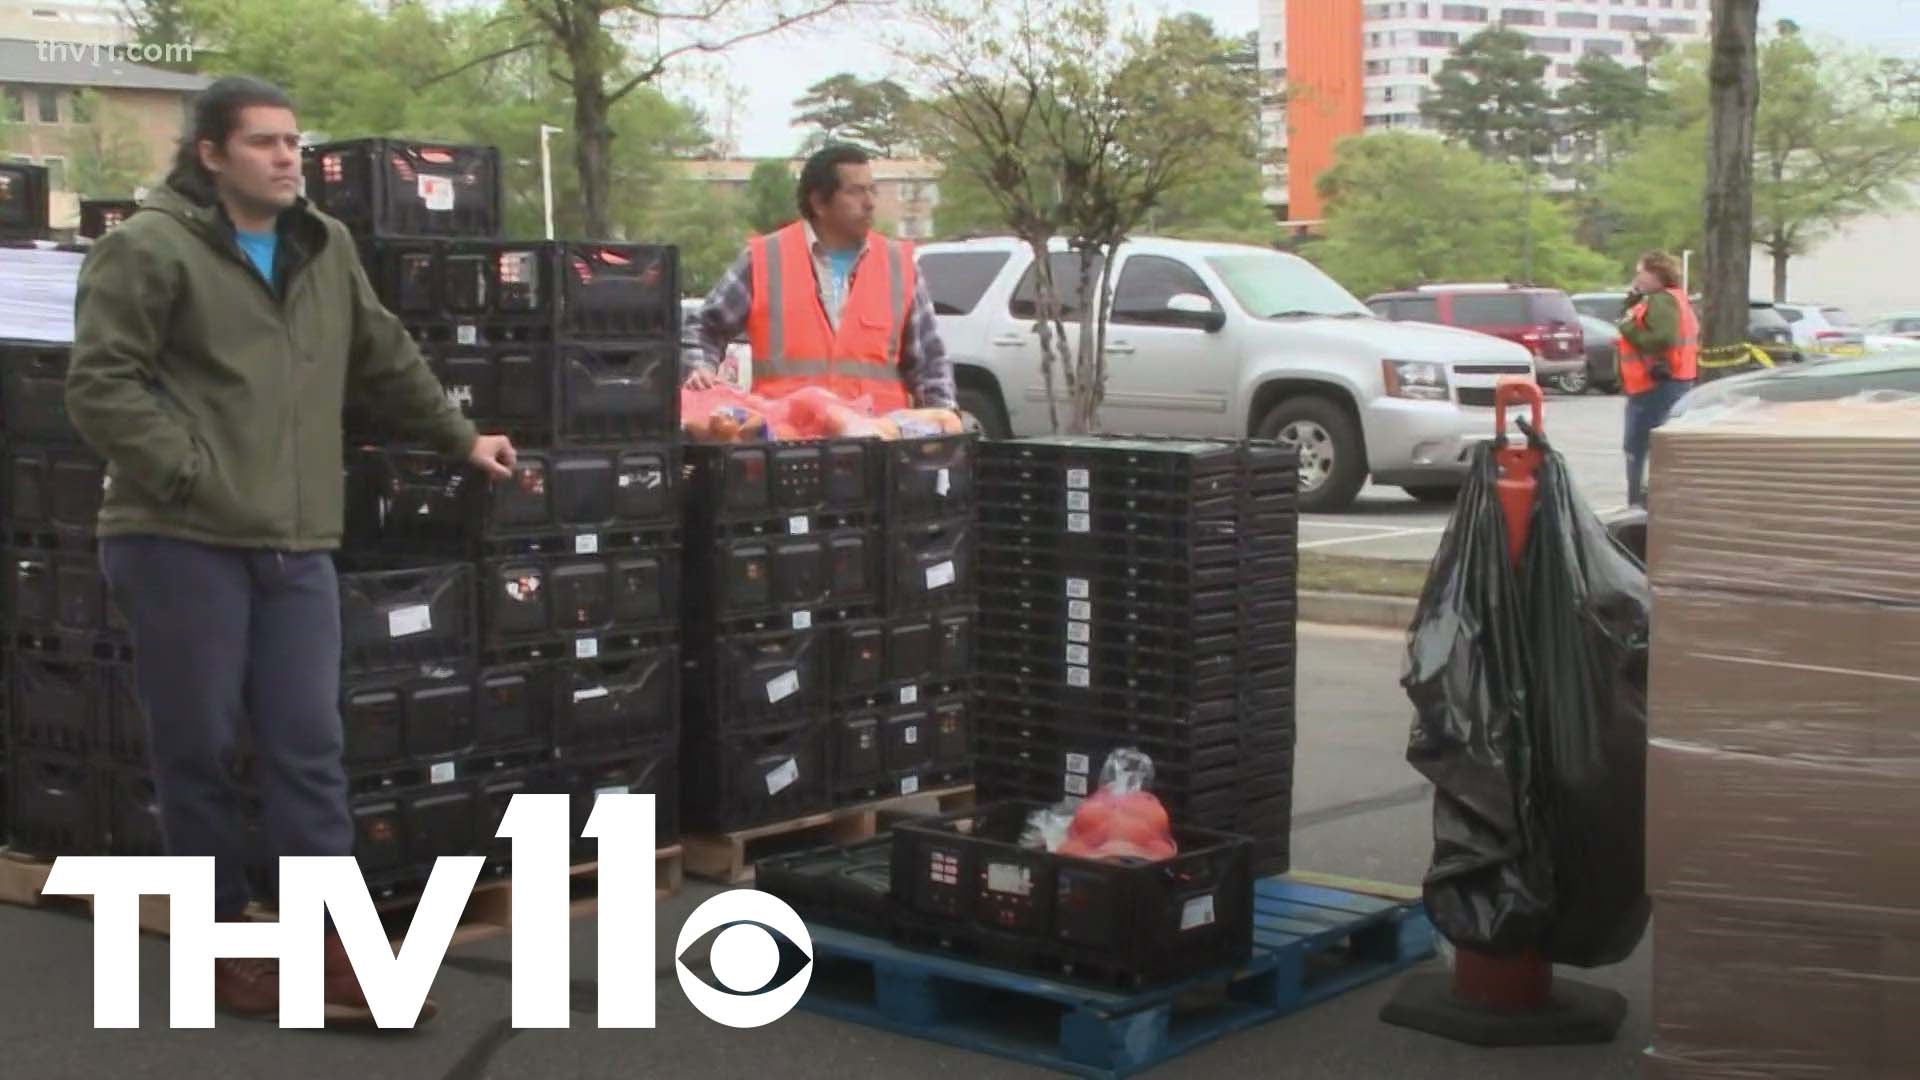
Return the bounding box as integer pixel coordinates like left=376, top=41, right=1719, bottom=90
left=1696, top=343, right=1776, bottom=369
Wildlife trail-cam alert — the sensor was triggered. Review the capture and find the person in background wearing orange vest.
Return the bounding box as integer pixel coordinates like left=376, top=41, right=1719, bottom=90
left=685, top=144, right=956, bottom=412
left=1616, top=249, right=1699, bottom=508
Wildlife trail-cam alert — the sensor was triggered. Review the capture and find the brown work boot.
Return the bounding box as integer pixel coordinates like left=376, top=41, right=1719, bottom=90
left=214, top=955, right=280, bottom=1021
left=323, top=930, right=438, bottom=1028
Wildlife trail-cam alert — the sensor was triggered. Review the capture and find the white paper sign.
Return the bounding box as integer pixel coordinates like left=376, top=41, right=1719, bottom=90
left=572, top=686, right=609, bottom=704
left=1182, top=894, right=1218, bottom=931
left=904, top=725, right=919, bottom=746
left=1065, top=643, right=1090, bottom=665
left=1068, top=600, right=1092, bottom=621
left=456, top=324, right=478, bottom=346
left=1065, top=753, right=1091, bottom=775
left=766, top=758, right=799, bottom=795
left=1064, top=773, right=1089, bottom=796
left=1068, top=513, right=1091, bottom=534
left=926, top=561, right=956, bottom=590
left=1067, top=468, right=1090, bottom=490
left=986, top=862, right=1032, bottom=896
left=791, top=610, right=813, bottom=630
left=936, top=468, right=951, bottom=497
left=767, top=670, right=801, bottom=704
left=789, top=515, right=810, bottom=535
left=575, top=637, right=599, bottom=659
left=1067, top=621, right=1090, bottom=644
left=574, top=534, right=599, bottom=555
left=388, top=604, right=432, bottom=638
left=418, top=174, right=456, bottom=211
left=900, top=685, right=919, bottom=705
left=1067, top=491, right=1090, bottom=511
left=1066, top=578, right=1090, bottom=600
left=901, top=775, right=920, bottom=796
left=1068, top=666, right=1091, bottom=688
left=429, top=761, right=457, bottom=784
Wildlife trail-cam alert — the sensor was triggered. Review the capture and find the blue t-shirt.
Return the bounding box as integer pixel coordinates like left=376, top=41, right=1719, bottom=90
left=825, top=247, right=859, bottom=296
left=235, top=228, right=277, bottom=287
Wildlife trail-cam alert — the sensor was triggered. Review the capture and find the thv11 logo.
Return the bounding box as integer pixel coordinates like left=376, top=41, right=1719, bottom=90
left=42, top=794, right=813, bottom=1029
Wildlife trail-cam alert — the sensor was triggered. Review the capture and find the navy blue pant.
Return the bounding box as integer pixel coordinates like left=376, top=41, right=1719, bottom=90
left=1623, top=379, right=1694, bottom=507
left=100, top=536, right=351, bottom=918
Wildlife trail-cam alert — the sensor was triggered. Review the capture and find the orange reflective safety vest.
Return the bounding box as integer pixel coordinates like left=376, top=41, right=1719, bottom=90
left=745, top=222, right=915, bottom=411
left=1618, top=286, right=1700, bottom=396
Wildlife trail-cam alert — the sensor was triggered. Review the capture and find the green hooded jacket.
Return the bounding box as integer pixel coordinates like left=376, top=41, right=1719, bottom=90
left=65, top=176, right=477, bottom=551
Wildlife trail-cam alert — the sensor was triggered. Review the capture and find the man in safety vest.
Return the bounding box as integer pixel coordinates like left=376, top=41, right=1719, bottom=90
left=1616, top=250, right=1699, bottom=508
left=686, top=144, right=957, bottom=412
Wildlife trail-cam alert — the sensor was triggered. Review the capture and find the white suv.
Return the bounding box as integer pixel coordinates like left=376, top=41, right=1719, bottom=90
left=916, top=236, right=1537, bottom=512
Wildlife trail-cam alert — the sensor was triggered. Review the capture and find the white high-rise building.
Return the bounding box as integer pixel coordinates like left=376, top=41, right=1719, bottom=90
left=1260, top=0, right=1711, bottom=222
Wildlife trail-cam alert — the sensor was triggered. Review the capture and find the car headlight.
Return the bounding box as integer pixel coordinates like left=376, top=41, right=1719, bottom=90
left=1383, top=359, right=1450, bottom=401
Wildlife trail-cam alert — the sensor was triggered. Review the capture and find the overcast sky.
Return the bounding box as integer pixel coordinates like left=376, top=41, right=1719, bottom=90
left=679, top=0, right=1920, bottom=159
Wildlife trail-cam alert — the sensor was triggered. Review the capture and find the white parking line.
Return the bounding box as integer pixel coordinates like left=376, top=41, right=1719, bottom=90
left=1300, top=525, right=1450, bottom=550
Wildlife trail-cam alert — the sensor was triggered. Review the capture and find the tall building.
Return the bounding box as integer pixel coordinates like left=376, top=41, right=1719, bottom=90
left=1260, top=0, right=1711, bottom=223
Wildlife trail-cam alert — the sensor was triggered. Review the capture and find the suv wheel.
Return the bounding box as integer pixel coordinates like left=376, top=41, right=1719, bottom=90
left=1256, top=396, right=1367, bottom=513
left=1556, top=368, right=1590, bottom=395
left=955, top=385, right=1010, bottom=439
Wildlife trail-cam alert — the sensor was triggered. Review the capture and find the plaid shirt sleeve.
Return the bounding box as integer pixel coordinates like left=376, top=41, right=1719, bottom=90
left=899, top=275, right=957, bottom=409
left=692, top=249, right=753, bottom=373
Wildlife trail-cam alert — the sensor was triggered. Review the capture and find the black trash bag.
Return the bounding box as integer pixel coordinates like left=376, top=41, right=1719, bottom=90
left=1400, top=442, right=1554, bottom=955
left=1521, top=448, right=1652, bottom=968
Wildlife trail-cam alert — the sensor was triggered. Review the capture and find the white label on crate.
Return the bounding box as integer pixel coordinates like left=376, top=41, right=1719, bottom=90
left=575, top=637, right=600, bottom=659
left=1068, top=622, right=1091, bottom=645
left=791, top=610, right=813, bottom=631
left=904, top=725, right=920, bottom=746
left=1065, top=753, right=1091, bottom=776
left=900, top=685, right=919, bottom=705
left=766, top=757, right=799, bottom=796
left=429, top=761, right=457, bottom=785
left=574, top=533, right=600, bottom=555
left=1065, top=644, right=1090, bottom=666
left=767, top=670, right=801, bottom=704
left=1064, top=773, right=1089, bottom=796
left=388, top=604, right=432, bottom=638
left=418, top=174, right=456, bottom=211
left=1067, top=665, right=1091, bottom=688
left=1068, top=513, right=1090, bottom=534
left=456, top=324, right=478, bottom=346
left=1066, top=578, right=1090, bottom=600
left=1181, top=894, right=1218, bottom=931
left=572, top=686, right=610, bottom=704
left=936, top=468, right=951, bottom=497
left=595, top=785, right=628, bottom=799
left=1068, top=600, right=1092, bottom=621
left=986, top=862, right=1032, bottom=897
left=1067, top=468, right=1090, bottom=490
left=789, top=515, right=810, bottom=535
left=1067, top=491, right=1090, bottom=512
left=926, top=561, right=956, bottom=590
left=900, top=775, right=920, bottom=796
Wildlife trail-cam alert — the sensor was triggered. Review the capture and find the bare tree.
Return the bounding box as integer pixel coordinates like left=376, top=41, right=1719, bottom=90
left=1702, top=0, right=1759, bottom=349
left=421, top=0, right=860, bottom=238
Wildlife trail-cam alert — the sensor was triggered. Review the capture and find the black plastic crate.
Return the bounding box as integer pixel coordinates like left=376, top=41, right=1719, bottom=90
left=476, top=764, right=541, bottom=876
left=974, top=693, right=1249, bottom=750
left=6, top=444, right=107, bottom=534
left=104, top=766, right=164, bottom=855
left=479, top=550, right=678, bottom=651
left=7, top=749, right=103, bottom=856
left=6, top=547, right=125, bottom=640
left=685, top=441, right=882, bottom=523
left=978, top=435, right=1297, bottom=487
left=884, top=433, right=976, bottom=522
left=0, top=163, right=50, bottom=240
left=889, top=516, right=973, bottom=613
left=889, top=799, right=1254, bottom=989
left=754, top=836, right=896, bottom=937
left=351, top=780, right=486, bottom=897
left=78, top=199, right=141, bottom=240
left=971, top=729, right=1245, bottom=797
left=420, top=340, right=555, bottom=442
left=979, top=542, right=1296, bottom=591
left=688, top=526, right=881, bottom=625
left=554, top=737, right=681, bottom=852
left=553, top=643, right=680, bottom=752
left=976, top=581, right=1297, bottom=641
left=475, top=662, right=554, bottom=755
left=975, top=670, right=1278, bottom=722
left=834, top=694, right=971, bottom=804
left=348, top=445, right=679, bottom=556
left=556, top=342, right=680, bottom=443
left=336, top=559, right=475, bottom=670
left=976, top=611, right=1270, bottom=664
left=830, top=610, right=972, bottom=699
left=303, top=139, right=502, bottom=238
left=0, top=343, right=80, bottom=442
left=685, top=626, right=827, bottom=730
left=436, top=240, right=679, bottom=341
left=682, top=715, right=832, bottom=832
left=7, top=654, right=111, bottom=757
left=340, top=661, right=477, bottom=772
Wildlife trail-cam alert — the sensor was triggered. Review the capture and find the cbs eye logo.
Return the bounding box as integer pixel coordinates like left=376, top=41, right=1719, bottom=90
left=674, top=890, right=814, bottom=1028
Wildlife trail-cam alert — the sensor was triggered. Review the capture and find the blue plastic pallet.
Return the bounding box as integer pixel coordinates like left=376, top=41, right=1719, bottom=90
left=798, top=875, right=1438, bottom=1079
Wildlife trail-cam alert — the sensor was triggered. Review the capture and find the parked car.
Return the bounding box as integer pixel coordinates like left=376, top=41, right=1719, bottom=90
left=1570, top=291, right=1629, bottom=323
left=1365, top=284, right=1586, bottom=394
left=1864, top=311, right=1920, bottom=341
left=1667, top=349, right=1920, bottom=424
left=916, top=237, right=1539, bottom=512
left=1575, top=314, right=1622, bottom=394
left=1772, top=301, right=1866, bottom=351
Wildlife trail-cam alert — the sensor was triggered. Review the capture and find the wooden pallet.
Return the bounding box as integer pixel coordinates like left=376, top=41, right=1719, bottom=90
left=683, top=785, right=975, bottom=886
left=798, top=874, right=1437, bottom=1079
left=0, top=845, right=686, bottom=947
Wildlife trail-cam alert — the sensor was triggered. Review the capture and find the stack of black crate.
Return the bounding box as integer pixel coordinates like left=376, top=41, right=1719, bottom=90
left=311, top=136, right=684, bottom=889
left=0, top=336, right=163, bottom=864
left=970, top=435, right=1299, bottom=876
left=679, top=431, right=976, bottom=833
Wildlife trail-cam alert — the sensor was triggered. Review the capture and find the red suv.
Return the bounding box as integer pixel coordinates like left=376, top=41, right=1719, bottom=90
left=1365, top=285, right=1586, bottom=392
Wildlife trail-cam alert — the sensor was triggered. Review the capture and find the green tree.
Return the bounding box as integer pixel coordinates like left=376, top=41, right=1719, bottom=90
left=1557, top=53, right=1663, bottom=173
left=641, top=176, right=752, bottom=295
left=65, top=92, right=153, bottom=196
left=121, top=0, right=202, bottom=71
left=745, top=158, right=794, bottom=233
left=795, top=74, right=919, bottom=156
left=1309, top=133, right=1616, bottom=298
left=794, top=73, right=867, bottom=143
left=1420, top=26, right=1557, bottom=163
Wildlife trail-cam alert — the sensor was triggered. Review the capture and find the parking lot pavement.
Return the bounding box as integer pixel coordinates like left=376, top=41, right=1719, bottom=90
left=1303, top=394, right=1631, bottom=563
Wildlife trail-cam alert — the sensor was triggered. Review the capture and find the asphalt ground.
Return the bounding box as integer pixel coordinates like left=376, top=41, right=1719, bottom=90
left=1304, top=392, right=1631, bottom=562
left=0, top=624, right=1651, bottom=1080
